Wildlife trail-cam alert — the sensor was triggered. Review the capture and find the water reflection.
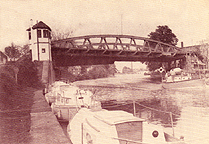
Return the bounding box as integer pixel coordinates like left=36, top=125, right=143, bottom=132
left=72, top=74, right=209, bottom=143
left=81, top=82, right=209, bottom=143
left=100, top=89, right=181, bottom=126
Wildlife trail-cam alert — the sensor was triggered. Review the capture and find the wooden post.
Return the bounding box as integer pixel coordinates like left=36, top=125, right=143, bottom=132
left=13, top=67, right=19, bottom=83
left=133, top=101, right=136, bottom=116
left=81, top=123, right=83, bottom=144
left=198, top=60, right=201, bottom=79
left=170, top=112, right=175, bottom=137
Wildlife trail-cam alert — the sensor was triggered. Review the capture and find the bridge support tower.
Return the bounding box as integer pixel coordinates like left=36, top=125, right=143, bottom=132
left=27, top=20, right=55, bottom=84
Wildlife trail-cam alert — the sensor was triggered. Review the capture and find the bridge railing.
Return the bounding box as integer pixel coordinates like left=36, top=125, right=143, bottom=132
left=52, top=34, right=182, bottom=56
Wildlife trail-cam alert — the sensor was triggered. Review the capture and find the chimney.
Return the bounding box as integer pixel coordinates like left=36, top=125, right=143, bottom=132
left=181, top=42, right=184, bottom=48
left=30, top=19, right=33, bottom=27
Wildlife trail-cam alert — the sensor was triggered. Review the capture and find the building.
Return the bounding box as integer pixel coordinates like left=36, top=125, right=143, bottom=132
left=0, top=51, right=8, bottom=65
left=182, top=44, right=209, bottom=70
left=26, top=21, right=52, bottom=61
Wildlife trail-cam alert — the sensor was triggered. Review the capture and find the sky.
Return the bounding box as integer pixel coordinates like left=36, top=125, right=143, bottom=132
left=0, top=0, right=209, bottom=54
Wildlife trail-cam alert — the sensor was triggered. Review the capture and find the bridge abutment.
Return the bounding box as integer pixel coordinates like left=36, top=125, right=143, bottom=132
left=35, top=61, right=55, bottom=85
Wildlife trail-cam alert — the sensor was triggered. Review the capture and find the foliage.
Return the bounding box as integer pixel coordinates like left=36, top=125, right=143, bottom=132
left=3, top=42, right=39, bottom=87
left=122, top=66, right=132, bottom=73
left=195, top=48, right=205, bottom=62
left=148, top=25, right=178, bottom=46
left=75, top=64, right=116, bottom=81
left=0, top=66, right=20, bottom=110
left=0, top=63, right=34, bottom=143
left=51, top=28, right=74, bottom=41
left=54, top=64, right=116, bottom=82
left=146, top=25, right=179, bottom=71
left=19, top=44, right=30, bottom=56
left=17, top=54, right=42, bottom=88
left=145, top=61, right=162, bottom=71
left=193, top=44, right=209, bottom=65
left=4, top=43, right=21, bottom=61
left=88, top=66, right=107, bottom=79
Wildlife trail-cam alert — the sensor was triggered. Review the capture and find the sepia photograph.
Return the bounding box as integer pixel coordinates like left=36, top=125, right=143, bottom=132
left=0, top=0, right=209, bottom=143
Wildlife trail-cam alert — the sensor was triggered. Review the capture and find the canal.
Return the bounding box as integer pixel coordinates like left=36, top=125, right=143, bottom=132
left=72, top=73, right=209, bottom=144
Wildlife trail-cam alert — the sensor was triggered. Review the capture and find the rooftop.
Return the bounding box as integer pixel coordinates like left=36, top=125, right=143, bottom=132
left=27, top=21, right=51, bottom=31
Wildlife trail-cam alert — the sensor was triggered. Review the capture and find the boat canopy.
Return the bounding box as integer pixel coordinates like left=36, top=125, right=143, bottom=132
left=93, top=110, right=144, bottom=125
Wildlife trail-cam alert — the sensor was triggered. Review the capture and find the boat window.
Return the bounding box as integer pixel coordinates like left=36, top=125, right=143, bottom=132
left=115, top=121, right=142, bottom=144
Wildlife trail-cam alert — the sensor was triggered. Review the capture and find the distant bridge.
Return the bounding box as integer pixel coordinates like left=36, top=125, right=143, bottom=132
left=51, top=35, right=186, bottom=66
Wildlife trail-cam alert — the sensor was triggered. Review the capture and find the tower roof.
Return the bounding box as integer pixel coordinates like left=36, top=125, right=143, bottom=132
left=27, top=21, right=51, bottom=31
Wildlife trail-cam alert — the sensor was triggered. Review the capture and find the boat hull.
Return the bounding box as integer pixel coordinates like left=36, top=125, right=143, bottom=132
left=162, top=79, right=205, bottom=90
left=45, top=94, right=56, bottom=106
left=51, top=103, right=78, bottom=122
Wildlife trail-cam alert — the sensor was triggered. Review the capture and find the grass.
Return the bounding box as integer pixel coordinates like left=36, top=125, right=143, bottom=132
left=0, top=65, right=36, bottom=143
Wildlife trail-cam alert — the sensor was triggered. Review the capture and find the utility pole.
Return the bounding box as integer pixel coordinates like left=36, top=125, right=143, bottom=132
left=121, top=14, right=123, bottom=35
left=207, top=44, right=208, bottom=69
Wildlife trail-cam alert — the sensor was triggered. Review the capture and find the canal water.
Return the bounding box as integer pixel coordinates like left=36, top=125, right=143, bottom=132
left=74, top=73, right=209, bottom=144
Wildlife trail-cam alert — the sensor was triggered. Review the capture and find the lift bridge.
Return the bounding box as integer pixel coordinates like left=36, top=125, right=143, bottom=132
left=27, top=21, right=186, bottom=84
left=51, top=35, right=186, bottom=66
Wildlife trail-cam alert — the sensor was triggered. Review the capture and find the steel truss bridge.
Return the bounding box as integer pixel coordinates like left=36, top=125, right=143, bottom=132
left=51, top=35, right=186, bottom=66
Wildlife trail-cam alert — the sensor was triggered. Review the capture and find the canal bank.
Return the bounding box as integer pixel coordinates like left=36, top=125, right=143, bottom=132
left=0, top=87, right=71, bottom=144
left=29, top=90, right=71, bottom=144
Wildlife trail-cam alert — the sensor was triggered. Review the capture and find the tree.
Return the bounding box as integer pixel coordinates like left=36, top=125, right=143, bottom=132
left=4, top=43, right=21, bottom=61
left=51, top=28, right=74, bottom=41
left=146, top=25, right=179, bottom=71
left=145, top=62, right=162, bottom=71
left=19, top=44, right=30, bottom=56
left=148, top=25, right=178, bottom=46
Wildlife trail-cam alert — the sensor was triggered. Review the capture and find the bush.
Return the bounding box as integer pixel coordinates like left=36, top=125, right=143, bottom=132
left=0, top=65, right=21, bottom=109
left=17, top=55, right=42, bottom=88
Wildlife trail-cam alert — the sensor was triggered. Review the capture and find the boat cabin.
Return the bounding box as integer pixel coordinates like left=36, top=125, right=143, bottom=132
left=68, top=108, right=168, bottom=144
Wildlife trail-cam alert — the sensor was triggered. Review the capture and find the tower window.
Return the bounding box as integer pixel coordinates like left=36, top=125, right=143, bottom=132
left=29, top=31, right=31, bottom=40
left=43, top=30, right=49, bottom=38
left=42, top=48, right=46, bottom=53
left=37, top=30, right=42, bottom=38
left=49, top=31, right=51, bottom=39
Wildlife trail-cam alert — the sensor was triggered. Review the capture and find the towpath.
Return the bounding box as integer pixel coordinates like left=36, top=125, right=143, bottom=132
left=0, top=88, right=71, bottom=144
left=29, top=90, right=71, bottom=144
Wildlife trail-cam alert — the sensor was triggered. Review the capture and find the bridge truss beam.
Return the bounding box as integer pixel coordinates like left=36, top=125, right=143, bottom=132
left=51, top=35, right=185, bottom=66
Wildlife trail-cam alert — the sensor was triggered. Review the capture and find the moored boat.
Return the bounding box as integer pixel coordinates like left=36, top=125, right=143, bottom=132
left=163, top=68, right=192, bottom=83
left=67, top=107, right=186, bottom=144
left=44, top=81, right=95, bottom=121
left=51, top=87, right=94, bottom=121
left=44, top=81, right=70, bottom=105
left=162, top=78, right=205, bottom=90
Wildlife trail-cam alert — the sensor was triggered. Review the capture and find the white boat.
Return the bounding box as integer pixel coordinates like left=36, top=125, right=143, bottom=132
left=47, top=81, right=94, bottom=121
left=164, top=68, right=192, bottom=83
left=67, top=108, right=185, bottom=144
left=44, top=81, right=70, bottom=105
